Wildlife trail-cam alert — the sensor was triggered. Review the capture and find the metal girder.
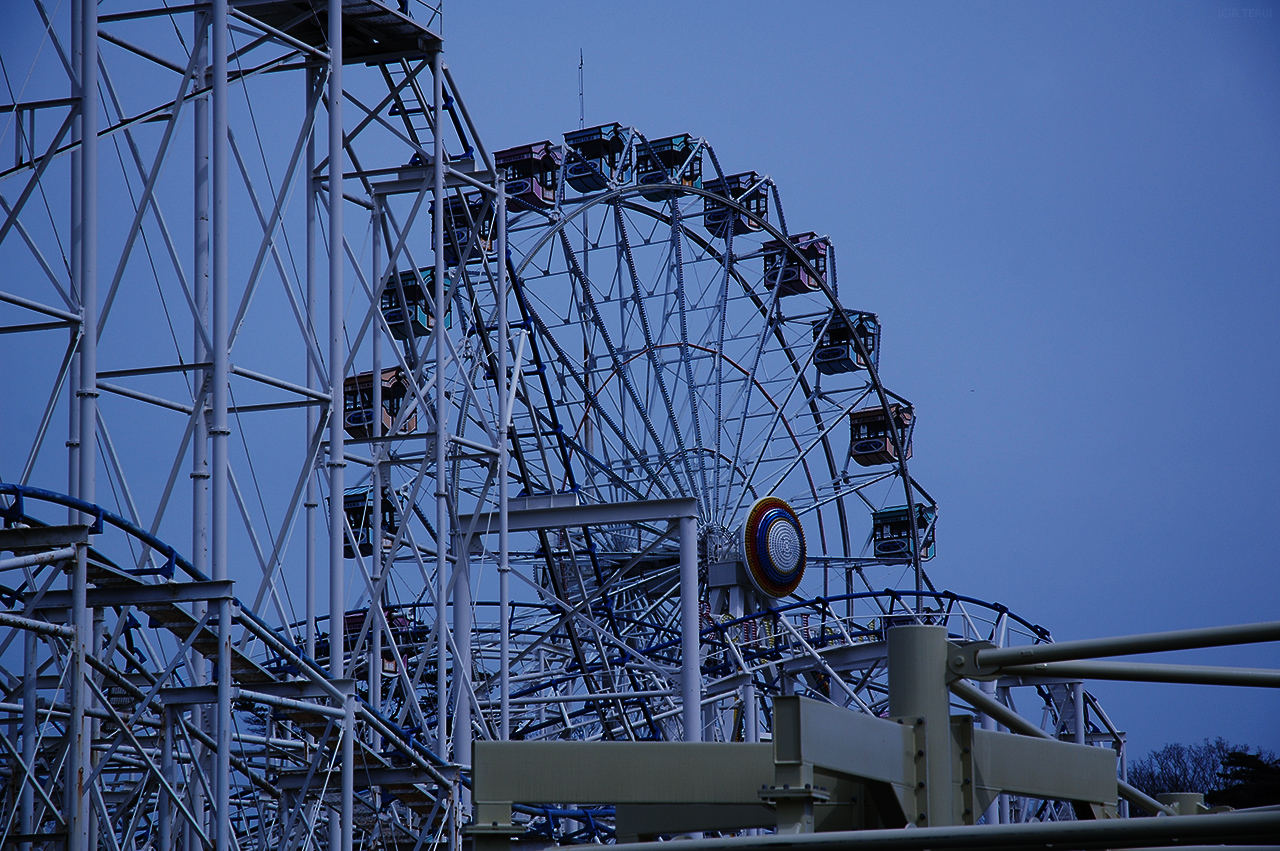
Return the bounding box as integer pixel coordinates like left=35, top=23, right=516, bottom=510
left=474, top=741, right=773, bottom=806
left=471, top=690, right=1121, bottom=843
left=462, top=496, right=699, bottom=535
left=0, top=524, right=90, bottom=550
left=30, top=579, right=235, bottom=610
left=967, top=727, right=1116, bottom=813
left=773, top=696, right=913, bottom=790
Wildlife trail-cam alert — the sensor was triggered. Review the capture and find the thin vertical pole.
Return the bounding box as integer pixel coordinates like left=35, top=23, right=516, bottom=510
left=1118, top=740, right=1130, bottom=819
left=998, top=682, right=1011, bottom=824
left=496, top=175, right=510, bottom=741
left=191, top=30, right=211, bottom=842
left=453, top=538, right=472, bottom=776
left=20, top=630, right=35, bottom=851
left=431, top=47, right=448, bottom=761
left=371, top=199, right=384, bottom=731
left=342, top=691, right=355, bottom=851
left=189, top=22, right=211, bottom=851
left=67, top=0, right=82, bottom=512
left=327, top=5, right=351, bottom=851
left=305, top=63, right=319, bottom=661
left=159, top=709, right=174, bottom=851
left=69, top=0, right=98, bottom=842
left=979, top=677, right=999, bottom=824
left=327, top=0, right=346, bottom=684
left=1073, top=681, right=1086, bottom=745
left=679, top=513, right=700, bottom=741
left=193, top=10, right=210, bottom=585
left=209, top=2, right=233, bottom=850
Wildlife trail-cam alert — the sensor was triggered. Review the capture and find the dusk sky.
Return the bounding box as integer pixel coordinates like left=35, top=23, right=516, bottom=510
left=440, top=0, right=1280, bottom=757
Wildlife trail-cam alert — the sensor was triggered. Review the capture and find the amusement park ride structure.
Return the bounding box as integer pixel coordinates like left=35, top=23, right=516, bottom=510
left=0, top=2, right=1277, bottom=850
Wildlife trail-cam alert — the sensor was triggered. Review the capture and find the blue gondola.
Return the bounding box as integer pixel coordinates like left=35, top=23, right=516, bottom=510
left=634, top=133, right=702, bottom=201
left=381, top=270, right=434, bottom=340
left=431, top=194, right=492, bottom=266
left=496, top=140, right=562, bottom=209
left=563, top=122, right=627, bottom=192
left=703, top=171, right=767, bottom=238
left=812, top=310, right=879, bottom=375
left=763, top=232, right=830, bottom=296
left=343, top=367, right=415, bottom=440
left=341, top=487, right=400, bottom=560
left=848, top=403, right=914, bottom=467
left=871, top=504, right=936, bottom=563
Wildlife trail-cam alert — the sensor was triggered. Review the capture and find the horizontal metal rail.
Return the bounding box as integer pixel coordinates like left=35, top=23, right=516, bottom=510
left=1002, top=660, right=1280, bottom=688
left=0, top=611, right=75, bottom=638
left=976, top=621, right=1280, bottom=669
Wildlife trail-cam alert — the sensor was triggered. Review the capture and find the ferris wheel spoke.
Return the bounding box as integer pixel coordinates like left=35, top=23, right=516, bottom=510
left=554, top=228, right=693, bottom=504
left=712, top=224, right=736, bottom=520
left=668, top=200, right=712, bottom=518
left=510, top=278, right=678, bottom=502
left=613, top=202, right=700, bottom=506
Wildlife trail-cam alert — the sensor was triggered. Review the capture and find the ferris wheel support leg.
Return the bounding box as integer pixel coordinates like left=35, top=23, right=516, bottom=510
left=680, top=514, right=701, bottom=742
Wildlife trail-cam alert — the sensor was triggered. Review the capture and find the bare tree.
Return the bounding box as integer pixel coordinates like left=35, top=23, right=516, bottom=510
left=1129, top=737, right=1278, bottom=808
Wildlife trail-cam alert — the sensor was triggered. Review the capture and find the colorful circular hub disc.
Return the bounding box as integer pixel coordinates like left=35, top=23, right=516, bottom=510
left=741, top=496, right=807, bottom=598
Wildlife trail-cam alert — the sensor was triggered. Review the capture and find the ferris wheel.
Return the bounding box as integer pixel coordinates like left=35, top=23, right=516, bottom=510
left=409, top=124, right=946, bottom=745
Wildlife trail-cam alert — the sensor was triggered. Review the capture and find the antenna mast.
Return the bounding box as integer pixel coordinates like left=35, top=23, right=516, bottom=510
left=578, top=49, right=585, bottom=129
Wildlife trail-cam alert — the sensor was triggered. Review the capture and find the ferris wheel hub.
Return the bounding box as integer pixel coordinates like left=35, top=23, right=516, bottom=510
left=741, top=496, right=807, bottom=599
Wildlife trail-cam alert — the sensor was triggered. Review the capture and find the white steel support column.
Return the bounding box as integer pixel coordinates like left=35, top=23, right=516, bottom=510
left=887, top=625, right=951, bottom=828
left=21, top=630, right=35, bottom=850
left=67, top=0, right=82, bottom=511
left=159, top=709, right=174, bottom=851
left=680, top=513, right=701, bottom=741
left=342, top=690, right=356, bottom=851
left=453, top=537, right=472, bottom=778
left=69, top=0, right=97, bottom=844
left=191, top=30, right=211, bottom=844
left=432, top=47, right=449, bottom=761
left=193, top=10, right=210, bottom=585
left=305, top=63, right=319, bottom=661
left=190, top=24, right=212, bottom=851
left=327, top=0, right=347, bottom=685
left=327, top=5, right=353, bottom=851
left=497, top=175, right=510, bottom=741
left=371, top=200, right=384, bottom=730
left=979, top=677, right=1001, bottom=825
left=1073, top=681, right=1086, bottom=745
left=209, top=2, right=233, bottom=850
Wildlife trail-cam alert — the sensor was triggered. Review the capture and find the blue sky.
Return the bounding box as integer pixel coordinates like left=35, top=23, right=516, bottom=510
left=440, top=0, right=1280, bottom=757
